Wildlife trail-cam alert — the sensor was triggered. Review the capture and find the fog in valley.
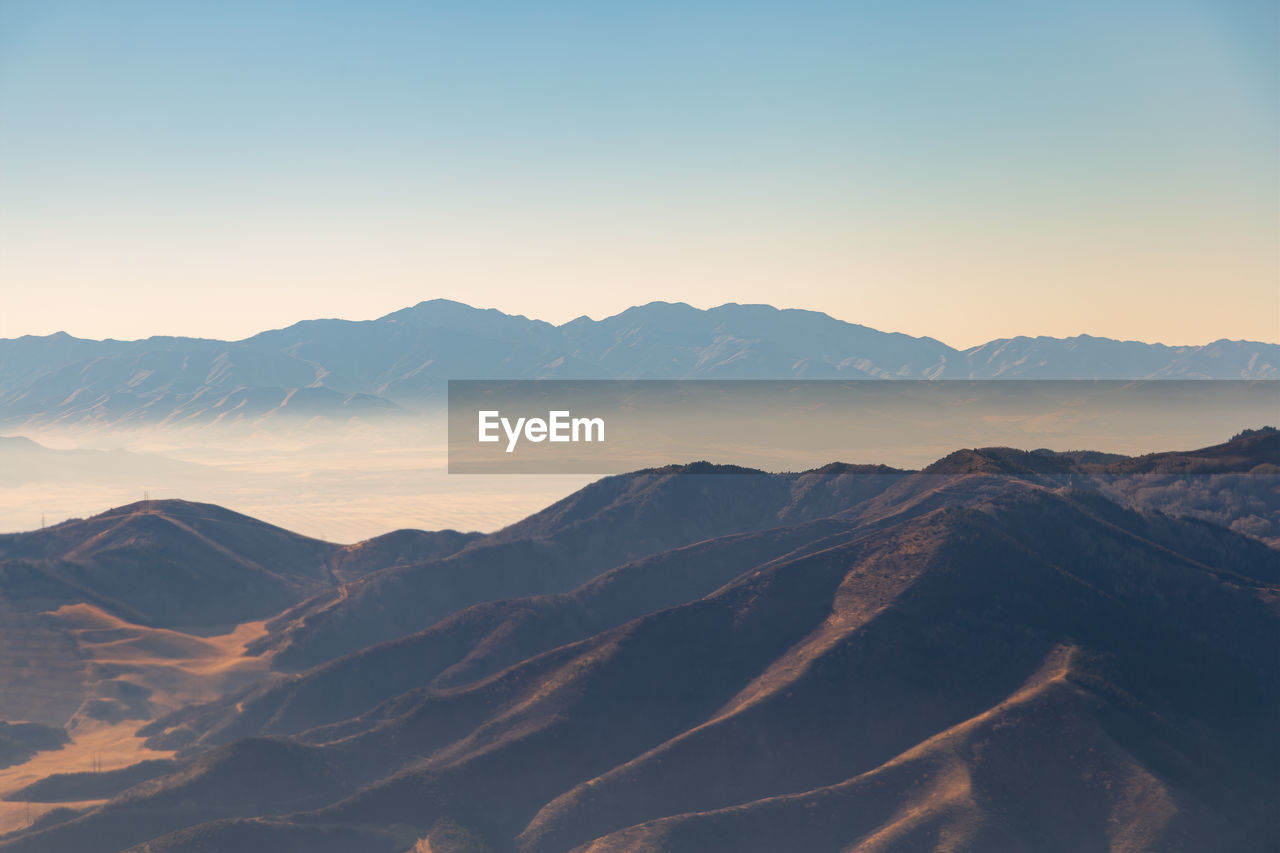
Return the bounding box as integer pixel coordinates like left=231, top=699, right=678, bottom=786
left=0, top=420, right=592, bottom=541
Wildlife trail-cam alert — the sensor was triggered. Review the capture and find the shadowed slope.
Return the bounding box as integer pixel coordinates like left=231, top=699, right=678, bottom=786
left=574, top=648, right=1235, bottom=853
left=21, top=484, right=1268, bottom=853
left=1, top=436, right=1276, bottom=853
left=141, top=518, right=854, bottom=750
left=0, top=499, right=479, bottom=630
left=249, top=464, right=906, bottom=670
left=513, top=492, right=1279, bottom=852
left=0, top=500, right=338, bottom=628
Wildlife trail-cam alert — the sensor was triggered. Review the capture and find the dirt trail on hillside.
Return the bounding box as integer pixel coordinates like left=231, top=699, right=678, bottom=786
left=0, top=608, right=270, bottom=835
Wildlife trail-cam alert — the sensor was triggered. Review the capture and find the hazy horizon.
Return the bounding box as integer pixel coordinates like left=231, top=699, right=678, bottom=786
left=2, top=0, right=1276, bottom=349
left=5, top=296, right=1279, bottom=350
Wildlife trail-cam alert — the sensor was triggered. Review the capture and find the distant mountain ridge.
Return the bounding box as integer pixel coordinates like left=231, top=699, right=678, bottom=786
left=1, top=300, right=1275, bottom=426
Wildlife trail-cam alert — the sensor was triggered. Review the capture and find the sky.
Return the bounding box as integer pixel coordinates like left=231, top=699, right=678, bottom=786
left=0, top=0, right=1276, bottom=348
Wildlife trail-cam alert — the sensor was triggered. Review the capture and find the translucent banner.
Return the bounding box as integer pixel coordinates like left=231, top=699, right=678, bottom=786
left=447, top=380, right=1279, bottom=473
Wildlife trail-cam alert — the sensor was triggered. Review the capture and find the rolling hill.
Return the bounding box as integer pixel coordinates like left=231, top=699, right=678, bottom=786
left=0, top=431, right=1273, bottom=852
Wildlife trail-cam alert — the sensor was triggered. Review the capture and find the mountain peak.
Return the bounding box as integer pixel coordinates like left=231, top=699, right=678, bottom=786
left=93, top=497, right=240, bottom=519
left=923, top=447, right=1079, bottom=476
left=378, top=299, right=558, bottom=335
left=1, top=301, right=1277, bottom=429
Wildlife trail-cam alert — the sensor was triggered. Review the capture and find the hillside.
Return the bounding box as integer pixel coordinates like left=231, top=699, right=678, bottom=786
left=0, top=433, right=1272, bottom=851
left=0, top=500, right=338, bottom=629
left=0, top=500, right=481, bottom=631
left=0, top=481, right=1272, bottom=852
left=243, top=462, right=909, bottom=670
left=0, top=435, right=1274, bottom=845
left=0, top=501, right=486, bottom=831
left=238, top=431, right=1276, bottom=676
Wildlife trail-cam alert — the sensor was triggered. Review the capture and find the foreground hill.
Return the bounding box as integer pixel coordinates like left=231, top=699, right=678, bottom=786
left=0, top=502, right=481, bottom=745
left=0, top=500, right=336, bottom=630
left=244, top=462, right=908, bottom=670
left=3, top=484, right=1275, bottom=853
left=239, top=432, right=1279, bottom=675
left=0, top=500, right=481, bottom=630
left=1, top=300, right=1275, bottom=426
left=0, top=432, right=1274, bottom=852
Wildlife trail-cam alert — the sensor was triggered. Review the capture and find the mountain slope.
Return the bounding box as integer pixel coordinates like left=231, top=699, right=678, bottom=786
left=137, top=519, right=856, bottom=750
left=245, top=463, right=907, bottom=670
left=573, top=652, right=1231, bottom=853
left=4, top=475, right=1274, bottom=853
left=0, top=500, right=338, bottom=628
left=0, top=500, right=480, bottom=630
left=2, top=301, right=1275, bottom=426
left=0, top=503, right=484, bottom=733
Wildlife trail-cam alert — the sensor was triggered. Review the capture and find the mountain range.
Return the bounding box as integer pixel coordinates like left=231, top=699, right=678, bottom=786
left=1, top=300, right=1276, bottom=427
left=0, top=501, right=480, bottom=731
left=0, top=429, right=1274, bottom=852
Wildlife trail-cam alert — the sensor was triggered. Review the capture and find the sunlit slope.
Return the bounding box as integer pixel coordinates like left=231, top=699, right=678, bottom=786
left=4, top=483, right=1272, bottom=853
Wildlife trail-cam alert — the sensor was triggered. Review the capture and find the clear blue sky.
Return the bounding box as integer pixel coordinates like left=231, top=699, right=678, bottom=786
left=1, top=0, right=1276, bottom=346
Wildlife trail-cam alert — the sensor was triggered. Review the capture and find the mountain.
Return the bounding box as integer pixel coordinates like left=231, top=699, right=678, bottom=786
left=1089, top=427, right=1280, bottom=548
left=1, top=466, right=1275, bottom=853
left=2, top=301, right=1275, bottom=426
left=0, top=500, right=483, bottom=630
left=243, top=462, right=908, bottom=670
left=0, top=433, right=1274, bottom=852
left=126, top=433, right=1277, bottom=757
left=0, top=502, right=481, bottom=732
left=0, top=500, right=339, bottom=630
left=963, top=333, right=1280, bottom=379
left=0, top=436, right=209, bottom=488
left=555, top=302, right=956, bottom=379
left=137, top=519, right=859, bottom=750
left=221, top=432, right=1276, bottom=677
